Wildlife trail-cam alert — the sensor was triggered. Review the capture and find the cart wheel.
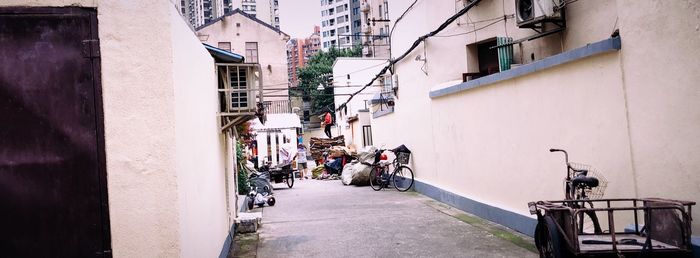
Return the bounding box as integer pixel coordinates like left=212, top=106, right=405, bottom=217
left=286, top=175, right=294, bottom=188
left=247, top=197, right=254, bottom=210
left=257, top=203, right=265, bottom=208
left=535, top=216, right=565, bottom=258
left=267, top=197, right=276, bottom=206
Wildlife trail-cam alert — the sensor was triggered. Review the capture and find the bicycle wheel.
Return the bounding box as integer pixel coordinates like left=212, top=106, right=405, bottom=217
left=392, top=165, right=414, bottom=192
left=286, top=174, right=294, bottom=188
left=369, top=167, right=384, bottom=191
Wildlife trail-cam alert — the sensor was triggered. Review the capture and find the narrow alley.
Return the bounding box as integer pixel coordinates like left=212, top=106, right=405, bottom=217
left=234, top=180, right=537, bottom=258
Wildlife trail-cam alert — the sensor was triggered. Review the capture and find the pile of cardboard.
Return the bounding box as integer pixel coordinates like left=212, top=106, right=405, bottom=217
left=309, top=135, right=345, bottom=162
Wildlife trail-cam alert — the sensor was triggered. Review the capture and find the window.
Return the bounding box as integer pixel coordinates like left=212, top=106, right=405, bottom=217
left=353, top=7, right=359, bottom=15
left=383, top=0, right=389, bottom=19
left=338, top=15, right=346, bottom=23
left=245, top=42, right=259, bottom=63
left=465, top=37, right=513, bottom=79
left=218, top=42, right=231, bottom=52
left=354, top=20, right=361, bottom=28
left=379, top=5, right=383, bottom=19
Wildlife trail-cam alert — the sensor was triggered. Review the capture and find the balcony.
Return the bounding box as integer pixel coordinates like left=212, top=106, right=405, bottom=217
left=216, top=63, right=265, bottom=131
left=262, top=99, right=292, bottom=114
left=361, top=1, right=370, bottom=12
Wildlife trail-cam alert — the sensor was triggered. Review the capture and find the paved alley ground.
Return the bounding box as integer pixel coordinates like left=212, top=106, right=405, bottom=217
left=237, top=179, right=537, bottom=258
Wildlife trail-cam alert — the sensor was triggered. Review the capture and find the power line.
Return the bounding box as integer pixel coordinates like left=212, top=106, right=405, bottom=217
left=390, top=0, right=419, bottom=39
left=432, top=17, right=506, bottom=38
left=336, top=0, right=483, bottom=111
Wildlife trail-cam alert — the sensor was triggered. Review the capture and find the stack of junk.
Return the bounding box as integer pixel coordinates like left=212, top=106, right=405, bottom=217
left=340, top=146, right=377, bottom=186
left=310, top=136, right=347, bottom=180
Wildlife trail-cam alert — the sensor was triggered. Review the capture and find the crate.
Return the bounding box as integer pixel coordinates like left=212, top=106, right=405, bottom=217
left=396, top=152, right=410, bottom=165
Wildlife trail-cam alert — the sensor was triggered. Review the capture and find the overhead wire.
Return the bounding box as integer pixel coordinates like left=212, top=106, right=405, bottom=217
left=431, top=17, right=507, bottom=38
left=336, top=0, right=483, bottom=111
left=390, top=0, right=419, bottom=40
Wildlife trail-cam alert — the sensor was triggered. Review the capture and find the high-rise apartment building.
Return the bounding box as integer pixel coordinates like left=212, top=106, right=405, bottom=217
left=319, top=0, right=362, bottom=51
left=286, top=38, right=304, bottom=87
left=286, top=26, right=322, bottom=87
left=177, top=0, right=280, bottom=29
left=359, top=0, right=390, bottom=58
left=303, top=26, right=322, bottom=62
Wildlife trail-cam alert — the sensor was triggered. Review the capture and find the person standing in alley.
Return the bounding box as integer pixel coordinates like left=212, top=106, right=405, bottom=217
left=323, top=111, right=333, bottom=138
left=294, top=144, right=309, bottom=179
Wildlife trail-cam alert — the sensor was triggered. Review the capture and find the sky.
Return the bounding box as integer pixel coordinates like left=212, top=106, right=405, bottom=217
left=278, top=0, right=321, bottom=38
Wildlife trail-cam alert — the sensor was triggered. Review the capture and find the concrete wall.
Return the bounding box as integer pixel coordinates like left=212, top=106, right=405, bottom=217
left=332, top=58, right=386, bottom=147
left=0, top=0, right=236, bottom=256
left=373, top=0, right=700, bottom=234
left=171, top=6, right=232, bottom=258
left=197, top=12, right=290, bottom=101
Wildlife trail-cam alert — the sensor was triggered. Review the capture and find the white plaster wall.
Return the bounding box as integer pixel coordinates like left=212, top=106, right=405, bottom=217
left=171, top=6, right=230, bottom=258
left=196, top=12, right=290, bottom=101
left=332, top=58, right=386, bottom=146
left=0, top=0, right=237, bottom=255
left=98, top=2, right=181, bottom=256
left=374, top=0, right=700, bottom=233
left=614, top=0, right=700, bottom=231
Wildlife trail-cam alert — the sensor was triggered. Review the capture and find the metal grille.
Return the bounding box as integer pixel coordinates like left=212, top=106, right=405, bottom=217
left=362, top=125, right=372, bottom=147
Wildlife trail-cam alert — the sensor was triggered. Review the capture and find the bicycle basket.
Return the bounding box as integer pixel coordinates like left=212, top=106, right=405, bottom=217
left=568, top=162, right=608, bottom=199
left=396, top=152, right=410, bottom=165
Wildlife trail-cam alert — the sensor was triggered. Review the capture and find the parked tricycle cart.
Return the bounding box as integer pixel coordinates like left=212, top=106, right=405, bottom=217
left=268, top=163, right=296, bottom=188
left=529, top=198, right=695, bottom=258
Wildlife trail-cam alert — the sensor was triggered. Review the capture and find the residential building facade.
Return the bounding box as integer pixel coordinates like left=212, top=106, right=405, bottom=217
left=197, top=9, right=291, bottom=101
left=287, top=26, right=323, bottom=88
left=359, top=0, right=390, bottom=58
left=178, top=0, right=280, bottom=29
left=369, top=0, right=700, bottom=238
left=303, top=26, right=322, bottom=63
left=320, top=0, right=362, bottom=51
left=286, top=38, right=304, bottom=87
left=332, top=58, right=387, bottom=148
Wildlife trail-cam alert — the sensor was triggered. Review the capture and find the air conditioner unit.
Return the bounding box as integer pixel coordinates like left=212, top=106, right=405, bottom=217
left=515, top=0, right=564, bottom=27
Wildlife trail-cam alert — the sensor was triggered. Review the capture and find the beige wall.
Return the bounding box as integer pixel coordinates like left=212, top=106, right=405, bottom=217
left=332, top=58, right=386, bottom=147
left=171, top=6, right=232, bottom=258
left=0, top=0, right=237, bottom=256
left=197, top=12, right=290, bottom=101
left=374, top=0, right=700, bottom=233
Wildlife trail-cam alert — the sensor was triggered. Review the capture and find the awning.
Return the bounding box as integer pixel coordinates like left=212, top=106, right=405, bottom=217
left=203, top=43, right=244, bottom=63
left=252, top=113, right=302, bottom=131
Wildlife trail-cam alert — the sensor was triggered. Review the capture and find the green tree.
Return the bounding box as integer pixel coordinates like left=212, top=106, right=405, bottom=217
left=296, top=46, right=361, bottom=116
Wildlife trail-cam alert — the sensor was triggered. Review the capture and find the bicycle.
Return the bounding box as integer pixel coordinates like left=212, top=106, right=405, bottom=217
left=365, top=148, right=414, bottom=192
left=549, top=149, right=607, bottom=234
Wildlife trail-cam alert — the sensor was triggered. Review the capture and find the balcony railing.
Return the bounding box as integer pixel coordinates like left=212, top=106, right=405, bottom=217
left=263, top=99, right=292, bottom=114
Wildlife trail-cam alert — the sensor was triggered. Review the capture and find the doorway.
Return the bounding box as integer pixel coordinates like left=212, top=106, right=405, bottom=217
left=0, top=7, right=111, bottom=257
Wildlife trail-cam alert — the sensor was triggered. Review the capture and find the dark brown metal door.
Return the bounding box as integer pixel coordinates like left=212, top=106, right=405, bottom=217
left=0, top=7, right=111, bottom=257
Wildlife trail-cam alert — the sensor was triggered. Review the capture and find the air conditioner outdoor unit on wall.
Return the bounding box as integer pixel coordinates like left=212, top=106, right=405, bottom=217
left=515, top=0, right=564, bottom=27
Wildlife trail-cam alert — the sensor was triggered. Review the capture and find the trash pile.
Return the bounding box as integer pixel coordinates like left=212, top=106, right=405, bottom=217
left=340, top=146, right=376, bottom=186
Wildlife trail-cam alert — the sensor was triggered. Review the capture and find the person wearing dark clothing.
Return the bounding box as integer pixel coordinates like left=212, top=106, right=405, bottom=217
left=323, top=112, right=333, bottom=138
